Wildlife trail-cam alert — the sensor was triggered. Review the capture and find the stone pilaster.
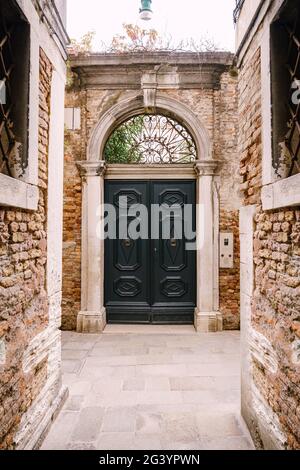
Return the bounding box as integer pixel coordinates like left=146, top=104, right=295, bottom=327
left=76, top=160, right=107, bottom=333
left=194, top=160, right=222, bottom=332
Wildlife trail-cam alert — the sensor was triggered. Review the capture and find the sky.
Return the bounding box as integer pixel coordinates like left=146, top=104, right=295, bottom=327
left=67, top=0, right=237, bottom=52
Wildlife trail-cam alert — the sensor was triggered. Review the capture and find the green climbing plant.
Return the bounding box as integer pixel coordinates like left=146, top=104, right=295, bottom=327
left=104, top=116, right=144, bottom=163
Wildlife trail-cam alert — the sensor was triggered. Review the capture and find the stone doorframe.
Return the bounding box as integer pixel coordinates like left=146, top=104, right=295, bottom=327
left=76, top=94, right=222, bottom=333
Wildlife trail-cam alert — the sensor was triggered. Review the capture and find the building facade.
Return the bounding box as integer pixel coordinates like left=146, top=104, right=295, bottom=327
left=236, top=0, right=300, bottom=450
left=62, top=52, right=241, bottom=334
left=0, top=0, right=67, bottom=449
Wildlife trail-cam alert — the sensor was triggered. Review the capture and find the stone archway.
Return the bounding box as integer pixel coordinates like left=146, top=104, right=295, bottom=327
left=86, top=93, right=212, bottom=161
left=76, top=93, right=221, bottom=333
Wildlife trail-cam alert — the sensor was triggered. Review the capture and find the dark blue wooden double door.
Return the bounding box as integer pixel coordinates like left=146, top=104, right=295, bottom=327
left=105, top=180, right=196, bottom=324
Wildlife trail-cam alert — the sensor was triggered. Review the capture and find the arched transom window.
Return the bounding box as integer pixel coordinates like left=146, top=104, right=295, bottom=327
left=104, top=114, right=197, bottom=164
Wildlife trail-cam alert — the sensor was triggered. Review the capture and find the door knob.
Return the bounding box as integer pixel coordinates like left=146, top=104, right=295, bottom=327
left=170, top=238, right=177, bottom=247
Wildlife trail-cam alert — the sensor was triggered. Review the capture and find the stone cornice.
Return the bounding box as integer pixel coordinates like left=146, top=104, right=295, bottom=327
left=76, top=161, right=221, bottom=178
left=70, top=52, right=234, bottom=90
left=105, top=163, right=196, bottom=180
left=76, top=160, right=107, bottom=178
left=70, top=51, right=234, bottom=68
left=194, top=160, right=220, bottom=176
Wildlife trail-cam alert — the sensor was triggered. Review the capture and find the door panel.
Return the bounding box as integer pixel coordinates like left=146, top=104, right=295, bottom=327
left=151, top=181, right=196, bottom=322
left=105, top=181, right=151, bottom=322
left=114, top=216, right=142, bottom=271
left=105, top=180, right=196, bottom=324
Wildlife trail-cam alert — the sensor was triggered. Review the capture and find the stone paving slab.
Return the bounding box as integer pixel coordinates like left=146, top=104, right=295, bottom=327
left=41, top=326, right=254, bottom=450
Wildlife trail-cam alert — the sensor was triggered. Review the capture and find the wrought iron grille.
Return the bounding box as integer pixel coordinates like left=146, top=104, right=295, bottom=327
left=104, top=114, right=197, bottom=164
left=233, top=0, right=245, bottom=23
left=0, top=12, right=16, bottom=176
left=284, top=18, right=300, bottom=176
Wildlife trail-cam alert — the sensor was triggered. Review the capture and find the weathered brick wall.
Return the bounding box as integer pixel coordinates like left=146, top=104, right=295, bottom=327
left=220, top=210, right=240, bottom=329
left=0, top=50, right=52, bottom=449
left=218, top=71, right=240, bottom=329
left=62, top=67, right=240, bottom=331
left=239, top=49, right=262, bottom=206
left=238, top=43, right=300, bottom=448
left=252, top=206, right=300, bottom=449
left=62, top=89, right=84, bottom=330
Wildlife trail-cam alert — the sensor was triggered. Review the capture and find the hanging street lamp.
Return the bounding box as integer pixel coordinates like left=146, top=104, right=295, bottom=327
left=140, top=0, right=153, bottom=21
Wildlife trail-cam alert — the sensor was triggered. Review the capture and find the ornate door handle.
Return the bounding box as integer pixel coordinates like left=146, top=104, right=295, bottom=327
left=170, top=238, right=177, bottom=247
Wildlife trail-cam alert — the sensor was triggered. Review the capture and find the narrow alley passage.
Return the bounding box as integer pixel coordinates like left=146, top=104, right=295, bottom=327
left=42, top=326, right=254, bottom=450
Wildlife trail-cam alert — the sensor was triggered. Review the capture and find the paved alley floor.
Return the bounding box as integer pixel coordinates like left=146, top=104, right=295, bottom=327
left=41, top=326, right=254, bottom=450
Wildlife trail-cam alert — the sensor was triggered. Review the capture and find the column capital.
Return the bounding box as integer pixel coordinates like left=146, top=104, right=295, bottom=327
left=76, top=160, right=107, bottom=178
left=194, top=160, right=220, bottom=176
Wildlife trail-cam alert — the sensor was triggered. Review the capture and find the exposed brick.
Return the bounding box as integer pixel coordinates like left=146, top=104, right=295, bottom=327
left=239, top=43, right=300, bottom=448
left=219, top=210, right=240, bottom=329
left=0, top=49, right=52, bottom=449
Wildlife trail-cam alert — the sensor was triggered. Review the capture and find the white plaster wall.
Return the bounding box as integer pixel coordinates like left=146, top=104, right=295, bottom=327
left=54, top=0, right=67, bottom=25
left=240, top=205, right=256, bottom=441
left=236, top=0, right=286, bottom=63
left=47, top=70, right=65, bottom=301
left=235, top=0, right=262, bottom=49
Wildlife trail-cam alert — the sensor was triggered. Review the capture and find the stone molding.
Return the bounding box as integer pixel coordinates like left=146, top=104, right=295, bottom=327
left=0, top=173, right=39, bottom=210
left=194, top=168, right=222, bottom=332
left=87, top=93, right=212, bottom=161
left=76, top=161, right=106, bottom=334
left=71, top=51, right=234, bottom=68
left=77, top=309, right=107, bottom=334
left=77, top=159, right=222, bottom=333
left=77, top=93, right=222, bottom=334
left=105, top=163, right=197, bottom=180
left=194, top=160, right=220, bottom=176
left=141, top=72, right=158, bottom=109
left=70, top=51, right=234, bottom=90
left=261, top=172, right=300, bottom=210
left=76, top=160, right=107, bottom=178
left=195, top=310, right=223, bottom=333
